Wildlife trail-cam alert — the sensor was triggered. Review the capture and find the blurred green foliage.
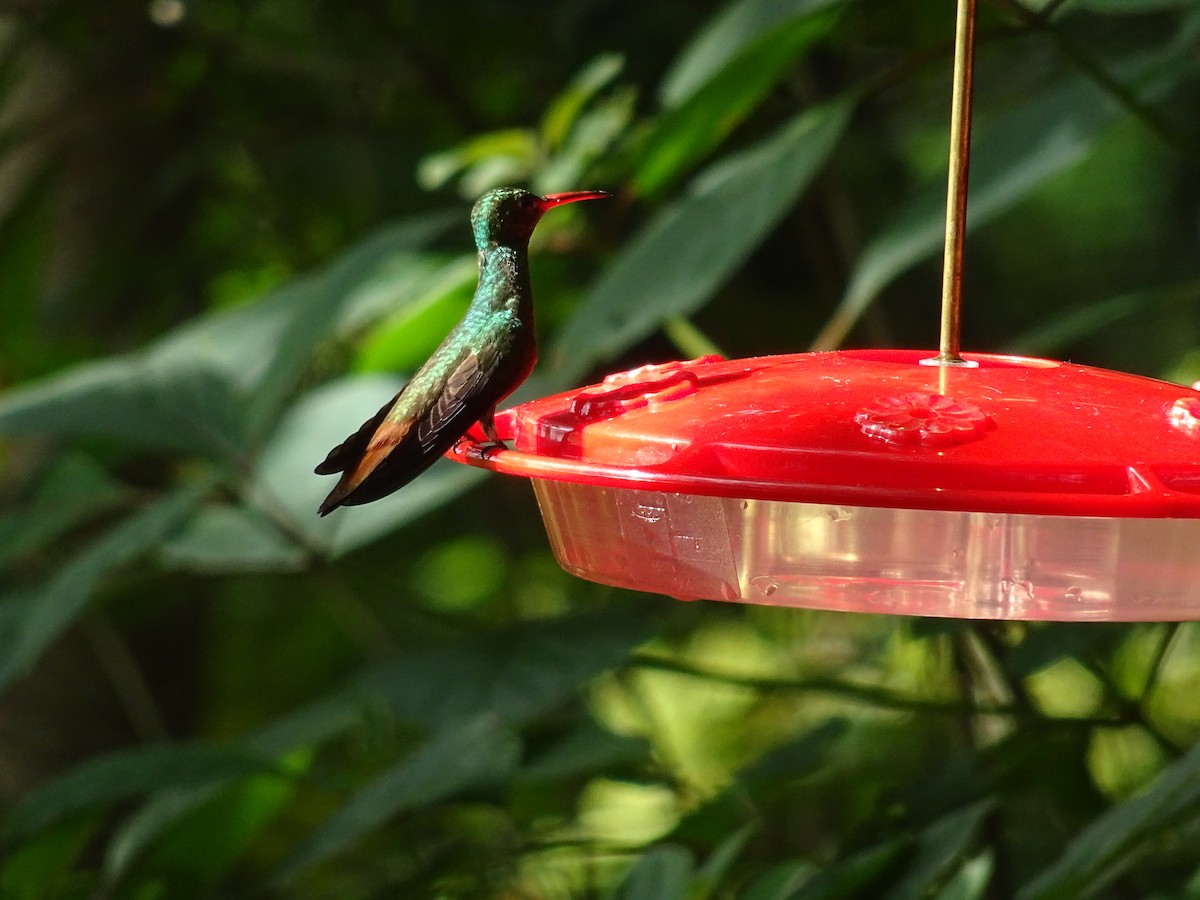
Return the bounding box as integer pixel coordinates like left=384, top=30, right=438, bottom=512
left=2, top=0, right=1200, bottom=897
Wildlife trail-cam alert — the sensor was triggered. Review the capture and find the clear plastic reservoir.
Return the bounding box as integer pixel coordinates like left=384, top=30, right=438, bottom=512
left=533, top=481, right=1200, bottom=620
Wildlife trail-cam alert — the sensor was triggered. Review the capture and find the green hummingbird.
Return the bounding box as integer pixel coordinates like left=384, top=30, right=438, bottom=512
left=315, top=187, right=608, bottom=516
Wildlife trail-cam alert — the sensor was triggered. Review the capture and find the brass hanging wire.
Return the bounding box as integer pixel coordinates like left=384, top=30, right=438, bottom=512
left=935, top=0, right=978, bottom=366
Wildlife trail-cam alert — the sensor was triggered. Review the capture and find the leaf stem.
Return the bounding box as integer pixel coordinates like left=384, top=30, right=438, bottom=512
left=663, top=315, right=727, bottom=359
left=1139, top=623, right=1183, bottom=705
left=627, top=652, right=1118, bottom=728
left=990, top=0, right=1200, bottom=162
left=82, top=613, right=170, bottom=743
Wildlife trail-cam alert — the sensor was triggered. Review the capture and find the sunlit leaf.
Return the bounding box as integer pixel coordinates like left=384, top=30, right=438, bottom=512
left=0, top=815, right=99, bottom=900
left=417, top=129, right=539, bottom=195
left=135, top=761, right=302, bottom=889
left=1017, top=741, right=1200, bottom=899
left=615, top=844, right=695, bottom=900
left=0, top=481, right=208, bottom=694
left=351, top=254, right=476, bottom=374
left=541, top=53, right=626, bottom=148
left=536, top=87, right=638, bottom=193
left=274, top=715, right=521, bottom=885
left=1005, top=623, right=1128, bottom=679
left=5, top=743, right=279, bottom=838
left=659, top=0, right=847, bottom=107
left=935, top=853, right=994, bottom=900
left=552, top=97, right=853, bottom=381
left=634, top=8, right=844, bottom=196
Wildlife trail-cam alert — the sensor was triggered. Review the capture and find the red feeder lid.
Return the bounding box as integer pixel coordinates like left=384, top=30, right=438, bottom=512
left=451, top=349, right=1200, bottom=519
left=449, top=350, right=1200, bottom=619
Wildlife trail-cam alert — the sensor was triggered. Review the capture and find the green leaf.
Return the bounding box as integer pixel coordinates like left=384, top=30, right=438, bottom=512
left=536, top=87, right=638, bottom=194
left=0, top=481, right=208, bottom=694
left=791, top=838, right=910, bottom=899
left=1005, top=623, right=1128, bottom=679
left=634, top=8, right=844, bottom=196
left=884, top=801, right=993, bottom=900
left=1068, top=0, right=1190, bottom=12
left=697, top=824, right=757, bottom=890
left=5, top=742, right=279, bottom=838
left=274, top=715, right=521, bottom=885
left=740, top=718, right=850, bottom=786
left=936, top=853, right=994, bottom=900
left=659, top=0, right=847, bottom=107
left=362, top=610, right=655, bottom=729
left=811, top=77, right=1126, bottom=351
left=351, top=254, right=476, bottom=374
left=552, top=97, right=853, bottom=381
left=249, top=375, right=484, bottom=556
left=1017, top=741, right=1200, bottom=899
left=520, top=721, right=650, bottom=782
left=106, top=611, right=649, bottom=880
left=417, top=129, right=539, bottom=195
left=157, top=504, right=307, bottom=574
left=540, top=53, right=626, bottom=148
left=615, top=844, right=695, bottom=900
left=135, top=761, right=302, bottom=888
left=1003, top=281, right=1200, bottom=357
left=739, top=860, right=820, bottom=900
left=0, top=454, right=129, bottom=573
left=0, top=214, right=456, bottom=458
left=0, top=353, right=246, bottom=461
left=0, top=815, right=100, bottom=900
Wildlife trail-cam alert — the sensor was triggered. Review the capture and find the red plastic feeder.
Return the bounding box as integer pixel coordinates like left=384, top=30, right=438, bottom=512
left=448, top=350, right=1200, bottom=621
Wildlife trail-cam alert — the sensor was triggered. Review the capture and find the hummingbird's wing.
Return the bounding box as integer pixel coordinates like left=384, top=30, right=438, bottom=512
left=311, top=347, right=482, bottom=481
left=315, top=339, right=515, bottom=515
left=313, top=395, right=395, bottom=477
left=418, top=350, right=486, bottom=445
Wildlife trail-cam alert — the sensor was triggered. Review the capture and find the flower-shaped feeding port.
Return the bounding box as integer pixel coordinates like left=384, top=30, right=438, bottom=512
left=856, top=392, right=993, bottom=448
left=569, top=357, right=722, bottom=420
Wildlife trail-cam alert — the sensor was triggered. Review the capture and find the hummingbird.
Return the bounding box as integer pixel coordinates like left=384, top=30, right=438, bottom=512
left=315, top=187, right=608, bottom=516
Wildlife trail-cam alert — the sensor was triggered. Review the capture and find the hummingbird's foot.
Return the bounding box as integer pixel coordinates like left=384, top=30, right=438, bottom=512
left=480, top=410, right=502, bottom=445
left=480, top=439, right=509, bottom=460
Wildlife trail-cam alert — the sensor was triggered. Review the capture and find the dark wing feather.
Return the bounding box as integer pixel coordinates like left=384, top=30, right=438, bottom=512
left=313, top=394, right=398, bottom=475
left=417, top=350, right=485, bottom=447
left=317, top=342, right=516, bottom=515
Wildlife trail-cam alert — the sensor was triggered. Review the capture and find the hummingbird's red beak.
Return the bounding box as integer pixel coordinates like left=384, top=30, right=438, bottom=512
left=540, top=190, right=610, bottom=209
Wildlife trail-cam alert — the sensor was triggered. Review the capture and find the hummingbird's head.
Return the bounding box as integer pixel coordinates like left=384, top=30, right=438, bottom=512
left=471, top=187, right=608, bottom=248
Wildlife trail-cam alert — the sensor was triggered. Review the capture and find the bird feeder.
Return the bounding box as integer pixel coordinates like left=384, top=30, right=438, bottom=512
left=448, top=0, right=1200, bottom=621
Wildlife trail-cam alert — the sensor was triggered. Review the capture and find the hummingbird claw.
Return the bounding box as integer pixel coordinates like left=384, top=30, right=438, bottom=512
left=480, top=440, right=509, bottom=460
